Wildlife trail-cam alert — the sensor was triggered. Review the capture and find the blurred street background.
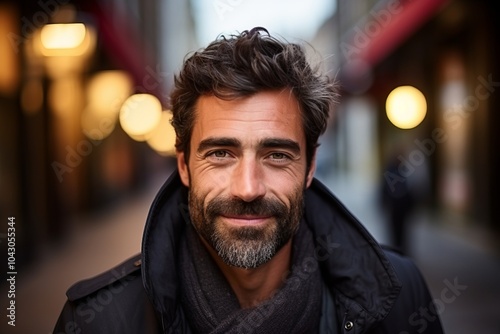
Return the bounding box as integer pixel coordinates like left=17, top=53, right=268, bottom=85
left=0, top=0, right=500, bottom=333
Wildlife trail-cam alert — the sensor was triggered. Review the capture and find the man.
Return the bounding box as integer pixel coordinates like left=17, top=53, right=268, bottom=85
left=54, top=27, right=444, bottom=333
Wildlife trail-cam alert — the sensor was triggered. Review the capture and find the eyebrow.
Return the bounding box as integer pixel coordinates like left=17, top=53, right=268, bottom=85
left=197, top=137, right=241, bottom=153
left=258, top=138, right=301, bottom=155
left=196, top=136, right=300, bottom=155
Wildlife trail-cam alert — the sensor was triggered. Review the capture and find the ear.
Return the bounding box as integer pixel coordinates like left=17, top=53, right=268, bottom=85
left=177, top=151, right=190, bottom=187
left=305, top=150, right=317, bottom=188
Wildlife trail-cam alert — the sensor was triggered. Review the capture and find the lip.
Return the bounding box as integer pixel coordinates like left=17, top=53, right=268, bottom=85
left=220, top=215, right=272, bottom=226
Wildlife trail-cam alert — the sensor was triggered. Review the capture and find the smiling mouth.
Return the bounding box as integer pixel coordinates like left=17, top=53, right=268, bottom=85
left=220, top=215, right=272, bottom=226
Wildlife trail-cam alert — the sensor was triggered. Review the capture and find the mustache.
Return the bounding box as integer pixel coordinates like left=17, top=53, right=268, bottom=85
left=205, top=197, right=288, bottom=219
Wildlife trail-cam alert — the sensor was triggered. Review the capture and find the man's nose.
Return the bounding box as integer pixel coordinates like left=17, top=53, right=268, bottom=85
left=230, top=157, right=266, bottom=202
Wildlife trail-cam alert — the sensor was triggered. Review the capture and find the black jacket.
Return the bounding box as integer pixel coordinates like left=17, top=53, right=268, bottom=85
left=54, top=171, right=444, bottom=334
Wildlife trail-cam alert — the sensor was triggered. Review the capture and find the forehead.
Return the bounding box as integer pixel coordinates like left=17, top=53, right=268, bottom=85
left=192, top=90, right=305, bottom=145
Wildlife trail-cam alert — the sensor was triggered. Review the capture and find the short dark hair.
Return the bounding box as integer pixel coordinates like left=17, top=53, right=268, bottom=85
left=170, top=27, right=338, bottom=168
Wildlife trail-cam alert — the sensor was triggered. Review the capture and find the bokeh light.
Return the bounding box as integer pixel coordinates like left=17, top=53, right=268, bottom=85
left=146, top=111, right=176, bottom=156
left=386, top=85, right=427, bottom=129
left=38, top=23, right=93, bottom=57
left=86, top=70, right=133, bottom=118
left=82, top=71, right=133, bottom=140
left=41, top=23, right=86, bottom=50
left=48, top=76, right=84, bottom=118
left=119, top=94, right=162, bottom=141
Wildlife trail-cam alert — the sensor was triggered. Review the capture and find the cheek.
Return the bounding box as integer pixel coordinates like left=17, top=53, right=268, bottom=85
left=190, top=167, right=230, bottom=200
left=268, top=179, right=305, bottom=207
left=266, top=168, right=307, bottom=192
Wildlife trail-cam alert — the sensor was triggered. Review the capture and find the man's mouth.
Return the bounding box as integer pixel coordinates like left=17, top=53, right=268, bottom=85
left=219, top=214, right=272, bottom=226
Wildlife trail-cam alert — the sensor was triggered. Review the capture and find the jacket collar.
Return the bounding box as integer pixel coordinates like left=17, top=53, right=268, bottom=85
left=304, top=178, right=402, bottom=330
left=141, top=171, right=401, bottom=330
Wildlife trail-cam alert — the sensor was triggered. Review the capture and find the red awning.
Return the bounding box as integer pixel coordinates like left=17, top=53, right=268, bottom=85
left=341, top=0, right=450, bottom=69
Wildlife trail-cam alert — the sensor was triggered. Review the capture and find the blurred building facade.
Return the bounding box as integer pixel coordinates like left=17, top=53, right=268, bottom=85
left=326, top=0, right=500, bottom=240
left=0, top=0, right=197, bottom=274
left=0, top=0, right=499, bottom=280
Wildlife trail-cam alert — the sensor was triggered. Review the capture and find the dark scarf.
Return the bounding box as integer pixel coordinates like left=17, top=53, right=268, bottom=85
left=179, top=221, right=323, bottom=334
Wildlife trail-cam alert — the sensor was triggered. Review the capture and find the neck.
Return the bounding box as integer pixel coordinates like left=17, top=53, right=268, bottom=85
left=202, top=239, right=292, bottom=308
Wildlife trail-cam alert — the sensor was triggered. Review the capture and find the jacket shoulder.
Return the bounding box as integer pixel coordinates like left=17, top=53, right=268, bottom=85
left=54, top=254, right=161, bottom=334
left=66, top=253, right=142, bottom=301
left=381, top=246, right=428, bottom=289
left=376, top=247, right=444, bottom=333
left=381, top=246, right=432, bottom=302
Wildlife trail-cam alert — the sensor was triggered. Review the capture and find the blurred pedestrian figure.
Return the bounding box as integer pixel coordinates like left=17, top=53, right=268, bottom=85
left=381, top=145, right=432, bottom=255
left=381, top=150, right=416, bottom=255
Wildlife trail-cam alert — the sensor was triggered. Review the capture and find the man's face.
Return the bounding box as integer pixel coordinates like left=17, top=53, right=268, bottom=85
left=177, top=90, right=316, bottom=269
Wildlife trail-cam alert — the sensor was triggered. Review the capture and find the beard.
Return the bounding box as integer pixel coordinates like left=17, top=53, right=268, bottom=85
left=188, top=188, right=304, bottom=269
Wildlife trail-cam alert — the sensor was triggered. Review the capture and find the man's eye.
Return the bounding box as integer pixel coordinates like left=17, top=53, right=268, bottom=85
left=209, top=150, right=229, bottom=158
left=269, top=153, right=289, bottom=161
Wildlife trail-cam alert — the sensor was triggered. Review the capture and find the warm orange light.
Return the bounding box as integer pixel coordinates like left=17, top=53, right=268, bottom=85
left=41, top=23, right=86, bottom=49
left=81, top=71, right=133, bottom=140
left=119, top=94, right=162, bottom=141
left=48, top=76, right=83, bottom=118
left=86, top=71, right=133, bottom=118
left=147, top=111, right=176, bottom=156
left=0, top=4, right=19, bottom=95
left=36, top=23, right=94, bottom=57
left=386, top=86, right=427, bottom=129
